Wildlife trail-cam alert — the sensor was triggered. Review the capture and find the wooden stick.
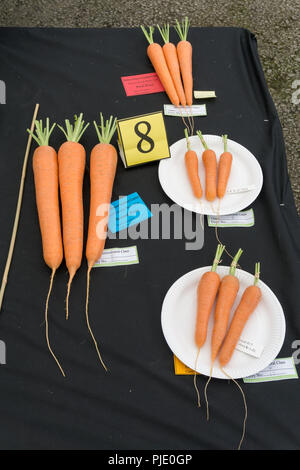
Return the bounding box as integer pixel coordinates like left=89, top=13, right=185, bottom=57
left=0, top=103, right=40, bottom=311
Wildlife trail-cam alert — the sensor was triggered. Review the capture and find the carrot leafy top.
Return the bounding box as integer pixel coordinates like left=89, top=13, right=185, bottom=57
left=94, top=113, right=117, bottom=144
left=141, top=25, right=155, bottom=44
left=27, top=118, right=56, bottom=146
left=174, top=17, right=190, bottom=41
left=58, top=113, right=89, bottom=143
left=211, top=244, right=225, bottom=272
left=157, top=24, right=170, bottom=44
left=229, top=248, right=243, bottom=276
left=254, top=262, right=260, bottom=286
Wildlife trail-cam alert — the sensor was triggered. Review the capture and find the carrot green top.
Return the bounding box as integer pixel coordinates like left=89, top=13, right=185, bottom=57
left=27, top=118, right=56, bottom=146
left=93, top=113, right=117, bottom=144
left=229, top=248, right=243, bottom=276
left=211, top=244, right=225, bottom=272
left=196, top=130, right=208, bottom=150
left=222, top=134, right=228, bottom=152
left=157, top=24, right=170, bottom=44
left=184, top=128, right=191, bottom=151
left=254, top=262, right=260, bottom=286
left=58, top=113, right=89, bottom=143
left=141, top=26, right=155, bottom=44
left=174, top=17, right=190, bottom=41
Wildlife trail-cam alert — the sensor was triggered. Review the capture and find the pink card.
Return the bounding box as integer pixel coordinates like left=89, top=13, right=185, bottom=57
left=121, top=73, right=165, bottom=96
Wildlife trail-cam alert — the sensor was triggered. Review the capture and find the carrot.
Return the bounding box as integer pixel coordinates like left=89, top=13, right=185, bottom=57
left=193, top=244, right=225, bottom=406
left=217, top=134, right=232, bottom=199
left=184, top=129, right=202, bottom=198
left=157, top=23, right=186, bottom=106
left=141, top=26, right=180, bottom=106
left=197, top=131, right=217, bottom=202
left=195, top=244, right=225, bottom=349
left=85, top=114, right=118, bottom=370
left=57, top=113, right=89, bottom=319
left=27, top=118, right=65, bottom=377
left=204, top=248, right=243, bottom=419
left=219, top=263, right=262, bottom=367
left=174, top=17, right=193, bottom=106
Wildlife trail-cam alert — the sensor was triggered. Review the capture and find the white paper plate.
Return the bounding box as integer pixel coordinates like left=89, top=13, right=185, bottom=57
left=161, top=266, right=286, bottom=379
left=158, top=135, right=263, bottom=215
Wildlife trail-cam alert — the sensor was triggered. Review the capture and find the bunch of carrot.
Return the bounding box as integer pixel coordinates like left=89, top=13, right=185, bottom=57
left=141, top=17, right=193, bottom=112
left=194, top=246, right=262, bottom=449
left=28, top=112, right=118, bottom=376
left=185, top=132, right=232, bottom=202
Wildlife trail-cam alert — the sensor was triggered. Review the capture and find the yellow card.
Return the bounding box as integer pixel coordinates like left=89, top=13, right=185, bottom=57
left=117, top=111, right=170, bottom=168
left=174, top=355, right=199, bottom=375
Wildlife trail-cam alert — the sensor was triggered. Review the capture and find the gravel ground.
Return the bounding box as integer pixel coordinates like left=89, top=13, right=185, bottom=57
left=1, top=0, right=299, bottom=212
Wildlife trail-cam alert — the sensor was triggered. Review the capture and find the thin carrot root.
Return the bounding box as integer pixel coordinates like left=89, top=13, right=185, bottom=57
left=221, top=367, right=247, bottom=450
left=86, top=266, right=108, bottom=371
left=204, top=363, right=214, bottom=420
left=45, top=269, right=65, bottom=377
left=65, top=273, right=74, bottom=320
left=193, top=347, right=201, bottom=407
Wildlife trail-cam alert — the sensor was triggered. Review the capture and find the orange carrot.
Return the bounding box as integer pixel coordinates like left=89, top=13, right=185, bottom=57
left=57, top=114, right=89, bottom=319
left=28, top=118, right=65, bottom=376
left=184, top=129, right=202, bottom=198
left=197, top=131, right=217, bottom=202
left=85, top=114, right=118, bottom=370
left=175, top=17, right=193, bottom=106
left=217, top=134, right=232, bottom=199
left=141, top=26, right=180, bottom=106
left=195, top=244, right=225, bottom=349
left=219, top=263, right=262, bottom=367
left=211, top=248, right=243, bottom=364
left=157, top=24, right=186, bottom=106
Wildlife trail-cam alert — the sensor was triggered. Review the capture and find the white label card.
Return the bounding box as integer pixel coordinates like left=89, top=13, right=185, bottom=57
left=243, top=357, right=298, bottom=383
left=163, top=104, right=207, bottom=117
left=93, top=246, right=139, bottom=267
left=207, top=209, right=255, bottom=227
left=236, top=336, right=264, bottom=358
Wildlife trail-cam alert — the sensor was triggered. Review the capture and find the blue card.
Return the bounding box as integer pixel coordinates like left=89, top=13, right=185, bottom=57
left=108, top=192, right=152, bottom=234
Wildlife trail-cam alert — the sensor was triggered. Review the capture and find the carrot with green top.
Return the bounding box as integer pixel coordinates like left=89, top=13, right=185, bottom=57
left=174, top=17, right=193, bottom=106
left=217, top=135, right=232, bottom=199
left=184, top=129, right=202, bottom=198
left=141, top=26, right=180, bottom=106
left=157, top=23, right=186, bottom=106
left=85, top=114, right=118, bottom=371
left=57, top=113, right=89, bottom=319
left=197, top=131, right=217, bottom=202
left=28, top=118, right=65, bottom=376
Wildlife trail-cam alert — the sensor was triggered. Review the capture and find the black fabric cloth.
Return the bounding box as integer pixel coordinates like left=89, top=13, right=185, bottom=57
left=0, top=27, right=299, bottom=450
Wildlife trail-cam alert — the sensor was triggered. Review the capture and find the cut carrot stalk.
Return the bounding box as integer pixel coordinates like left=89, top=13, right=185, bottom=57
left=28, top=118, right=65, bottom=376
left=157, top=23, right=186, bottom=106
left=197, top=130, right=217, bottom=202
left=184, top=129, right=203, bottom=198
left=217, top=134, right=232, bottom=199
left=141, top=26, right=179, bottom=106
left=174, top=17, right=193, bottom=106
left=85, top=113, right=118, bottom=371
left=57, top=113, right=89, bottom=320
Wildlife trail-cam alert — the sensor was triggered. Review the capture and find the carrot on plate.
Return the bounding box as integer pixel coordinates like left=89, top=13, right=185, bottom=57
left=174, top=17, right=193, bottom=106
left=217, top=134, right=232, bottom=199
left=57, top=113, right=89, bottom=319
left=204, top=248, right=243, bottom=419
left=193, top=244, right=225, bottom=406
left=184, top=129, right=202, bottom=199
left=219, top=262, right=262, bottom=367
left=85, top=114, right=118, bottom=371
left=141, top=26, right=180, bottom=106
left=197, top=131, right=217, bottom=202
left=28, top=118, right=65, bottom=376
left=157, top=23, right=186, bottom=107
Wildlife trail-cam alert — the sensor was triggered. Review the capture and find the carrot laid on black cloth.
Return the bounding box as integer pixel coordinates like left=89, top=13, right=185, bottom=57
left=174, top=17, right=193, bottom=106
